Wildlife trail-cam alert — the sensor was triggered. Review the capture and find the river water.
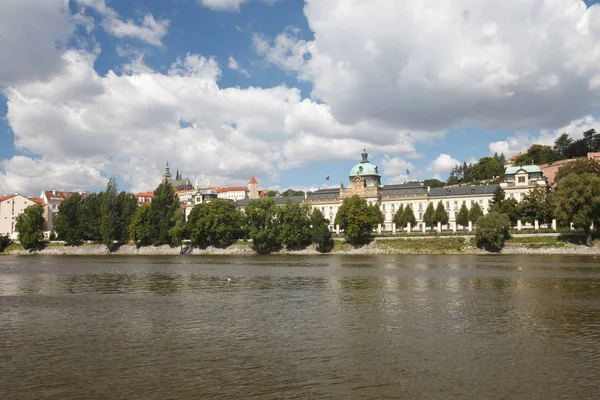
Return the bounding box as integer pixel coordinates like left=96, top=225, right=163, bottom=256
left=1, top=255, right=600, bottom=399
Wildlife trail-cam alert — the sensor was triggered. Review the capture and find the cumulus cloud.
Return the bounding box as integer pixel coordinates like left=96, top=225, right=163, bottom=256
left=429, top=154, right=461, bottom=180
left=197, top=0, right=280, bottom=11
left=0, top=0, right=74, bottom=85
left=228, top=56, right=250, bottom=77
left=257, top=0, right=600, bottom=134
left=380, top=156, right=415, bottom=184
left=489, top=115, right=600, bottom=156
left=1, top=50, right=418, bottom=195
left=76, top=0, right=169, bottom=46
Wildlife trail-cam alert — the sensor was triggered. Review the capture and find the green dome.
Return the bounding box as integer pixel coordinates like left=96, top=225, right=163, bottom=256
left=349, top=149, right=380, bottom=177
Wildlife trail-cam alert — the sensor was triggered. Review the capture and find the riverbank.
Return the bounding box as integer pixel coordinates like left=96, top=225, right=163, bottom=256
left=2, top=235, right=600, bottom=256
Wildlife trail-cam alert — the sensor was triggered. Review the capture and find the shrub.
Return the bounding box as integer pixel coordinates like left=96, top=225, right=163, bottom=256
left=475, top=212, right=511, bottom=252
left=0, top=234, right=11, bottom=253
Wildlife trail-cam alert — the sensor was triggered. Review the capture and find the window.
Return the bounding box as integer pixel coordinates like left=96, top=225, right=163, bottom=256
left=471, top=200, right=474, bottom=205
left=454, top=201, right=458, bottom=207
left=419, top=202, right=423, bottom=210
left=419, top=212, right=423, bottom=220
left=479, top=199, right=483, bottom=204
left=446, top=201, right=450, bottom=208
left=382, top=204, right=386, bottom=211
left=391, top=204, right=395, bottom=211
left=518, top=176, right=526, bottom=183
left=510, top=193, right=514, bottom=199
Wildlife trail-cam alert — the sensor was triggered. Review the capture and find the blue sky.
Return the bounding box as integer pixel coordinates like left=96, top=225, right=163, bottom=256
left=1, top=0, right=600, bottom=195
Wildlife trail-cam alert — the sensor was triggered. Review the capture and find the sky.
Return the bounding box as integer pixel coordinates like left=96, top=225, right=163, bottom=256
left=1, top=0, right=600, bottom=196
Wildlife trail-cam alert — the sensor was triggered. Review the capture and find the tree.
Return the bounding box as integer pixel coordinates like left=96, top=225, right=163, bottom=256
left=130, top=204, right=152, bottom=246
left=245, top=198, right=280, bottom=253
left=80, top=193, right=102, bottom=241
left=334, top=195, right=377, bottom=243
left=553, top=133, right=573, bottom=159
left=280, top=189, right=305, bottom=197
left=186, top=203, right=210, bottom=247
left=583, top=129, right=600, bottom=152
left=117, top=192, right=138, bottom=243
left=499, top=198, right=521, bottom=227
left=513, top=145, right=559, bottom=165
left=434, top=201, right=449, bottom=226
left=392, top=204, right=404, bottom=228
left=423, top=203, right=436, bottom=230
left=368, top=204, right=384, bottom=226
left=15, top=205, right=45, bottom=250
left=100, top=178, right=119, bottom=249
left=470, top=157, right=504, bottom=181
left=400, top=205, right=417, bottom=228
left=310, top=209, right=333, bottom=253
left=169, top=208, right=187, bottom=247
left=475, top=212, right=511, bottom=252
left=564, top=139, right=589, bottom=159
left=265, top=190, right=279, bottom=198
left=555, top=173, right=600, bottom=246
left=468, top=202, right=484, bottom=224
left=149, top=182, right=180, bottom=245
left=555, top=158, right=600, bottom=183
left=277, top=201, right=311, bottom=248
left=520, top=186, right=555, bottom=225
left=0, top=234, right=11, bottom=253
left=422, top=179, right=445, bottom=188
left=489, top=186, right=505, bottom=212
left=203, top=199, right=243, bottom=247
left=53, top=192, right=83, bottom=245
left=456, top=204, right=469, bottom=229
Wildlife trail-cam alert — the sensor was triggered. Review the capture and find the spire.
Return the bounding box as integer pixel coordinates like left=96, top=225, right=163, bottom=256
left=162, top=160, right=172, bottom=183
left=175, top=168, right=180, bottom=180
left=361, top=149, right=369, bottom=163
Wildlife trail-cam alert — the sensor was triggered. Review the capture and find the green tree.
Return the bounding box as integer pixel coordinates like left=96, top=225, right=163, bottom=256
left=499, top=198, right=521, bottom=227
left=423, top=203, right=436, bottom=230
left=117, top=192, right=138, bottom=243
left=15, top=205, right=45, bottom=250
left=53, top=192, right=83, bottom=245
left=475, top=212, right=511, bottom=252
left=564, top=138, right=589, bottom=158
left=520, top=186, right=555, bottom=225
left=422, top=179, right=445, bottom=188
left=489, top=186, right=505, bottom=212
left=204, top=199, right=243, bottom=247
left=434, top=201, right=449, bottom=226
left=468, top=202, right=484, bottom=224
left=392, top=204, right=404, bottom=228
left=555, top=173, right=600, bottom=246
left=470, top=157, right=504, bottom=181
left=368, top=204, right=384, bottom=226
left=513, top=144, right=559, bottom=165
left=280, top=189, right=305, bottom=197
left=277, top=201, right=311, bottom=248
left=100, top=178, right=119, bottom=249
left=169, top=208, right=187, bottom=246
left=265, top=190, right=279, bottom=198
left=334, top=195, right=377, bottom=243
left=553, top=133, right=573, bottom=159
left=310, top=209, right=333, bottom=253
left=186, top=203, right=210, bottom=247
left=80, top=193, right=102, bottom=241
left=245, top=198, right=280, bottom=253
left=456, top=203, right=469, bottom=229
left=555, top=158, right=600, bottom=183
left=149, top=182, right=180, bottom=245
left=400, top=205, right=417, bottom=227
left=583, top=129, right=600, bottom=152
left=0, top=234, right=11, bottom=253
left=130, top=204, right=152, bottom=246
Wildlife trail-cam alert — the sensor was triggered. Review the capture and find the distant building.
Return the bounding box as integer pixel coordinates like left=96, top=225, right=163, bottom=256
left=500, top=165, right=547, bottom=201
left=161, top=161, right=192, bottom=191
left=40, top=190, right=90, bottom=232
left=248, top=177, right=259, bottom=199
left=213, top=186, right=249, bottom=201
left=0, top=194, right=48, bottom=240
left=136, top=191, right=153, bottom=205
left=182, top=181, right=218, bottom=218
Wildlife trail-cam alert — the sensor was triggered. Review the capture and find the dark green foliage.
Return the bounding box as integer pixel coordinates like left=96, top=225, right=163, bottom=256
left=15, top=205, right=45, bottom=250
left=117, top=192, right=138, bottom=243
left=368, top=204, right=384, bottom=225
left=100, top=178, right=119, bottom=249
left=149, top=182, right=180, bottom=245
left=447, top=155, right=505, bottom=185
left=277, top=201, right=311, bottom=248
left=80, top=193, right=102, bottom=241
left=434, top=201, right=449, bottom=225
left=564, top=139, right=589, bottom=158
left=422, top=179, right=445, bottom=188
left=513, top=145, right=559, bottom=165
left=555, top=173, right=600, bottom=246
left=400, top=205, right=417, bottom=227
left=498, top=198, right=521, bottom=226
left=334, top=195, right=378, bottom=243
left=53, top=193, right=83, bottom=245
left=423, top=203, right=435, bottom=229
left=468, top=202, right=484, bottom=224
left=553, top=133, right=573, bottom=158
left=265, top=190, right=279, bottom=198
left=392, top=204, right=404, bottom=227
left=130, top=204, right=152, bottom=246
left=520, top=186, right=555, bottom=225
left=489, top=186, right=505, bottom=211
left=584, top=129, right=600, bottom=152
left=280, top=189, right=305, bottom=197
left=169, top=208, right=187, bottom=246
left=245, top=198, right=280, bottom=253
left=555, top=158, right=600, bottom=183
left=475, top=212, right=511, bottom=252
left=456, top=204, right=469, bottom=229
left=203, top=199, right=242, bottom=247
left=0, top=234, right=11, bottom=253
left=310, top=209, right=333, bottom=253
left=186, top=203, right=210, bottom=247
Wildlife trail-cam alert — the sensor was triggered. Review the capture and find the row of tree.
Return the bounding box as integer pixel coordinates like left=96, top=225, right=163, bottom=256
left=447, top=153, right=506, bottom=185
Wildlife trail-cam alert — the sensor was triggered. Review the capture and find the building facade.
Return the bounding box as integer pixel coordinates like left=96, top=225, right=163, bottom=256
left=0, top=194, right=47, bottom=239
left=40, top=190, right=89, bottom=233
left=500, top=165, right=546, bottom=201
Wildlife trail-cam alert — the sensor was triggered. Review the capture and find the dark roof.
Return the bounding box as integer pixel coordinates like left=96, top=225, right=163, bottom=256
left=308, top=188, right=340, bottom=201
left=382, top=183, right=428, bottom=196
left=235, top=196, right=305, bottom=207
left=429, top=185, right=498, bottom=197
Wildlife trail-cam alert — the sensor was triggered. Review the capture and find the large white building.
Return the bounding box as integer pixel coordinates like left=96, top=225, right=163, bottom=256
left=0, top=194, right=47, bottom=239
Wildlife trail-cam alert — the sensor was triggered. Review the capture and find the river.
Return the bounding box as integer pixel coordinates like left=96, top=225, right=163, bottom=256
left=1, top=255, right=599, bottom=399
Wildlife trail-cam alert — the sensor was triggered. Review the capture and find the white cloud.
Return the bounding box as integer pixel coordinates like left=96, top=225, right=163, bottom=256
left=228, top=56, right=250, bottom=77
left=1, top=50, right=418, bottom=195
left=488, top=115, right=600, bottom=157
left=257, top=0, right=600, bottom=135
left=429, top=154, right=461, bottom=178
left=0, top=0, right=74, bottom=86
left=197, top=0, right=280, bottom=11
left=380, top=156, right=415, bottom=184
left=76, top=0, right=169, bottom=46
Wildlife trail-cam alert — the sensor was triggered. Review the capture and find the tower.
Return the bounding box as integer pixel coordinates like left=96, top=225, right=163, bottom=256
left=162, top=161, right=172, bottom=184
left=248, top=176, right=259, bottom=199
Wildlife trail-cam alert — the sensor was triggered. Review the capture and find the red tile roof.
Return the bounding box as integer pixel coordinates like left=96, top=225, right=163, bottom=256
left=29, top=197, right=45, bottom=205
left=249, top=176, right=258, bottom=184
left=44, top=190, right=88, bottom=201
left=0, top=194, right=16, bottom=203
left=136, top=191, right=154, bottom=197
